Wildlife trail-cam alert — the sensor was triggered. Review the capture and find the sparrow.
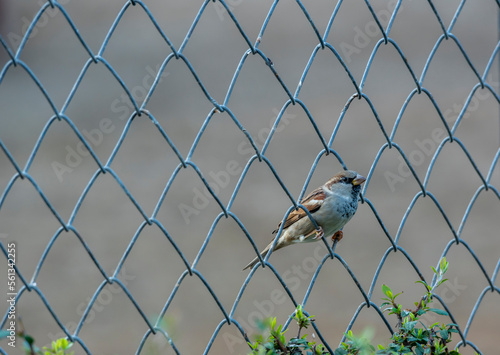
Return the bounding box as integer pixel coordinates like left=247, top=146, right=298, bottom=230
left=243, top=170, right=365, bottom=270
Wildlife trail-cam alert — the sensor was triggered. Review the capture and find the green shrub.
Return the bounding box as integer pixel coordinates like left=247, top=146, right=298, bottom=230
left=248, top=258, right=465, bottom=355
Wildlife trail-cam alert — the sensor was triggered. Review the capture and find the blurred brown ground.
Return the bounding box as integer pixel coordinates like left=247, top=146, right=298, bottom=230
left=0, top=1, right=499, bottom=354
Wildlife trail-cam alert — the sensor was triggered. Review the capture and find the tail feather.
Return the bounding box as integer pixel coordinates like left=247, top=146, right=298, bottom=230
left=243, top=242, right=283, bottom=270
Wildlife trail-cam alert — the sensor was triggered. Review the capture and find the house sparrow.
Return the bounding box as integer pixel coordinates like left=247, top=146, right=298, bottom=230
left=243, top=170, right=365, bottom=270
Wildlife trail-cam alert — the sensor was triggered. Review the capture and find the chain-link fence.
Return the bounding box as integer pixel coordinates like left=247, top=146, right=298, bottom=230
left=0, top=1, right=499, bottom=354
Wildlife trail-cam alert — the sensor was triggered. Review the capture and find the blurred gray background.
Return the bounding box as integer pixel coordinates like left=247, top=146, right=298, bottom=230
left=0, top=1, right=499, bottom=354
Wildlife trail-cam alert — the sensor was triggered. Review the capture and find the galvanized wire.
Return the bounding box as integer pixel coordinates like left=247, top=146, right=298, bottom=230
left=1, top=1, right=499, bottom=354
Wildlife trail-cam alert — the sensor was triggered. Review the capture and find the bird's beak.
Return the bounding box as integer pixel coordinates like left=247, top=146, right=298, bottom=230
left=352, top=174, right=366, bottom=186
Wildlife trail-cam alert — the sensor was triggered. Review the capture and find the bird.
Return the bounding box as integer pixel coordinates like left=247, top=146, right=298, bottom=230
left=243, top=170, right=366, bottom=270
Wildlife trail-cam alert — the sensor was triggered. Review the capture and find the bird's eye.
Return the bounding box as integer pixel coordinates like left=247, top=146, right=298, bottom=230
left=341, top=176, right=352, bottom=183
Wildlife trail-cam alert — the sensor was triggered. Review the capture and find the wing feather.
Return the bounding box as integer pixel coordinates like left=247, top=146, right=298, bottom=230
left=272, top=187, right=326, bottom=234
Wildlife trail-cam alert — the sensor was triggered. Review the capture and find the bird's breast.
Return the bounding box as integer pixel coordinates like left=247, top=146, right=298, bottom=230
left=315, top=194, right=358, bottom=234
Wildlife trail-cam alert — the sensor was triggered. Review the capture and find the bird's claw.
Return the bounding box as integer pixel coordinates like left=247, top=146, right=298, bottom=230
left=313, top=226, right=324, bottom=240
left=332, top=230, right=343, bottom=242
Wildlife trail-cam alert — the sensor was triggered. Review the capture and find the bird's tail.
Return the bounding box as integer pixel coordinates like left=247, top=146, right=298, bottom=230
left=243, top=242, right=281, bottom=270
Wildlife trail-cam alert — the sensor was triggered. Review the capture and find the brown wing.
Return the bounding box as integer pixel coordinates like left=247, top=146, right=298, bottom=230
left=272, top=187, right=325, bottom=234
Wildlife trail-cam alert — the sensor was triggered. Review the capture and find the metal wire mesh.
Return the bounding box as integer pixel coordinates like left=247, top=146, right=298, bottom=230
left=1, top=1, right=499, bottom=354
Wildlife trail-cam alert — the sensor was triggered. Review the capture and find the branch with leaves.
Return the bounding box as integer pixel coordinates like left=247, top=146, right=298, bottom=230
left=378, top=257, right=460, bottom=355
left=0, top=319, right=74, bottom=355
left=247, top=258, right=464, bottom=355
left=248, top=305, right=327, bottom=355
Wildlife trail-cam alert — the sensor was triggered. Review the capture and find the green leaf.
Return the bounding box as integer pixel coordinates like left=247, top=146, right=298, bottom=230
left=416, top=309, right=427, bottom=316
left=428, top=308, right=448, bottom=316
left=273, top=325, right=279, bottom=336
left=440, top=329, right=449, bottom=341
left=296, top=305, right=303, bottom=318
left=404, top=321, right=417, bottom=331
left=415, top=280, right=431, bottom=290
left=58, top=338, right=70, bottom=350
left=430, top=321, right=441, bottom=329
left=440, top=257, right=448, bottom=272
left=23, top=335, right=35, bottom=346
left=382, top=284, right=393, bottom=299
